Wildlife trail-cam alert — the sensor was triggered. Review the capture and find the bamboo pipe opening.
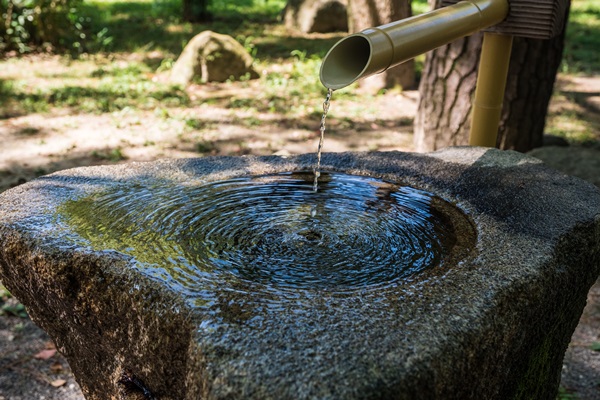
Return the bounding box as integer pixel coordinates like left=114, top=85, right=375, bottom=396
left=320, top=36, right=372, bottom=90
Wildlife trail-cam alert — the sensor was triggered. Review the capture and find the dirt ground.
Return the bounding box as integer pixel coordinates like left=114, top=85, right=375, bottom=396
left=1, top=72, right=599, bottom=399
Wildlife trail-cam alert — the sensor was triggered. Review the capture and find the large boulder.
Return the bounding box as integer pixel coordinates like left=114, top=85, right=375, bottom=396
left=170, top=31, right=259, bottom=85
left=0, top=148, right=599, bottom=399
left=283, top=0, right=348, bottom=33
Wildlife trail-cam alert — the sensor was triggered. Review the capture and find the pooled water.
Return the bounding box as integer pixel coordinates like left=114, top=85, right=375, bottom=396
left=59, top=172, right=468, bottom=298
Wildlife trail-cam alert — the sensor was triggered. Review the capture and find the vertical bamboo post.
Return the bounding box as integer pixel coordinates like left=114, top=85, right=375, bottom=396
left=468, top=32, right=514, bottom=147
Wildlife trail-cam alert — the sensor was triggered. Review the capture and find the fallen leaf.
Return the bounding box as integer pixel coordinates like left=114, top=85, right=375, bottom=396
left=50, top=379, right=67, bottom=387
left=591, top=342, right=600, bottom=352
left=50, top=361, right=63, bottom=372
left=44, top=341, right=56, bottom=350
left=34, top=348, right=57, bottom=360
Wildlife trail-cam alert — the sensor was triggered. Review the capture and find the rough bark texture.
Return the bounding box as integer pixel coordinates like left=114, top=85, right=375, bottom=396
left=282, top=0, right=349, bottom=33
left=414, top=32, right=482, bottom=152
left=414, top=1, right=567, bottom=152
left=182, top=0, right=211, bottom=23
left=347, top=0, right=415, bottom=91
left=498, top=34, right=566, bottom=151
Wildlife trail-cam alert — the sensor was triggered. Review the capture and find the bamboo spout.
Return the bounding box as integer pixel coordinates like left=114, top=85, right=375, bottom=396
left=320, top=0, right=509, bottom=90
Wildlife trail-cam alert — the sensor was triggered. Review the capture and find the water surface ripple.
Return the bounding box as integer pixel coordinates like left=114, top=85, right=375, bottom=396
left=60, top=172, right=468, bottom=302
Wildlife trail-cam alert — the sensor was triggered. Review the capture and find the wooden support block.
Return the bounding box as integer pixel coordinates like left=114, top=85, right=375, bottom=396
left=441, top=0, right=569, bottom=39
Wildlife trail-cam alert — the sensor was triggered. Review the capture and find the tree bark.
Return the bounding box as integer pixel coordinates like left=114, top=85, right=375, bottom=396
left=182, top=0, right=212, bottom=23
left=414, top=31, right=482, bottom=151
left=414, top=1, right=567, bottom=152
left=497, top=34, right=566, bottom=151
left=347, top=0, right=415, bottom=91
left=282, top=0, right=348, bottom=33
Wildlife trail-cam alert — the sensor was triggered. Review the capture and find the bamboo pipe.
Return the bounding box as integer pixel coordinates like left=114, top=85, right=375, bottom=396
left=320, top=0, right=509, bottom=90
left=469, top=32, right=513, bottom=147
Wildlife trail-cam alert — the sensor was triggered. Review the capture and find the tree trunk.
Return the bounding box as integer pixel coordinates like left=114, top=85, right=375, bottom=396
left=497, top=34, right=566, bottom=151
left=347, top=0, right=415, bottom=91
left=282, top=0, right=348, bottom=33
left=413, top=31, right=482, bottom=151
left=182, top=0, right=212, bottom=23
left=414, top=1, right=567, bottom=152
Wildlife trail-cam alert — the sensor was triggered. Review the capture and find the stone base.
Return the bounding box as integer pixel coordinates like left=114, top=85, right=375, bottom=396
left=0, top=148, right=599, bottom=399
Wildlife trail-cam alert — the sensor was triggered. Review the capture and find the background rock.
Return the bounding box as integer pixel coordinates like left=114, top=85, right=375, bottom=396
left=170, top=31, right=259, bottom=85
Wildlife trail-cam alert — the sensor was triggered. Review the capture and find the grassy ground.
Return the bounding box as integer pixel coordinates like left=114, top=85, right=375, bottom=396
left=546, top=0, right=600, bottom=145
left=0, top=0, right=424, bottom=190
left=0, top=0, right=598, bottom=142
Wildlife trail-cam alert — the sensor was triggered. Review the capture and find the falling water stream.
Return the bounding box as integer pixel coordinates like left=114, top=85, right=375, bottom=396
left=313, top=88, right=333, bottom=192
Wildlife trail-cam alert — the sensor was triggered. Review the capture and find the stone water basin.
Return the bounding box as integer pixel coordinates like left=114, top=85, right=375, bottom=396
left=0, top=147, right=599, bottom=399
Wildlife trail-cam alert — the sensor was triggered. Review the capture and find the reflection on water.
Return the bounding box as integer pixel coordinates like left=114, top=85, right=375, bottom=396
left=58, top=172, right=473, bottom=324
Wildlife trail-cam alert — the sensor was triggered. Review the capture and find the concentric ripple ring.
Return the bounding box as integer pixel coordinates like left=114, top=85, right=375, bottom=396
left=60, top=172, right=473, bottom=295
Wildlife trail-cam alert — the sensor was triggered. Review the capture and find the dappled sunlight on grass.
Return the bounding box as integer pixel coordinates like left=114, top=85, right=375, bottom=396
left=76, top=0, right=288, bottom=54
left=562, top=0, right=600, bottom=74
left=0, top=56, right=189, bottom=115
left=546, top=111, right=598, bottom=144
left=547, top=75, right=600, bottom=145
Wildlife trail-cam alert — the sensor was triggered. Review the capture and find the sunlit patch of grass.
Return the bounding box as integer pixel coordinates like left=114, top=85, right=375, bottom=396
left=185, top=118, right=217, bottom=130
left=546, top=95, right=598, bottom=144
left=0, top=284, right=28, bottom=318
left=90, top=62, right=150, bottom=78
left=557, top=386, right=580, bottom=400
left=233, top=115, right=262, bottom=127
left=91, top=147, right=127, bottom=162
left=546, top=113, right=597, bottom=143
left=547, top=79, right=600, bottom=144
left=412, top=0, right=430, bottom=14
left=562, top=0, right=600, bottom=74
left=211, top=0, right=287, bottom=20
left=1, top=57, right=189, bottom=115
left=213, top=54, right=344, bottom=118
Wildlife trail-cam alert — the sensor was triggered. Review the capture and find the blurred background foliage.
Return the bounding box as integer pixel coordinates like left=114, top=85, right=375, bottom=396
left=0, top=0, right=597, bottom=144
left=1, top=0, right=87, bottom=53
left=1, top=0, right=597, bottom=73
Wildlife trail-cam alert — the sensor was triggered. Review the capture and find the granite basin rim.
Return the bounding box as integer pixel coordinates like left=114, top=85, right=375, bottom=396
left=0, top=148, right=599, bottom=400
